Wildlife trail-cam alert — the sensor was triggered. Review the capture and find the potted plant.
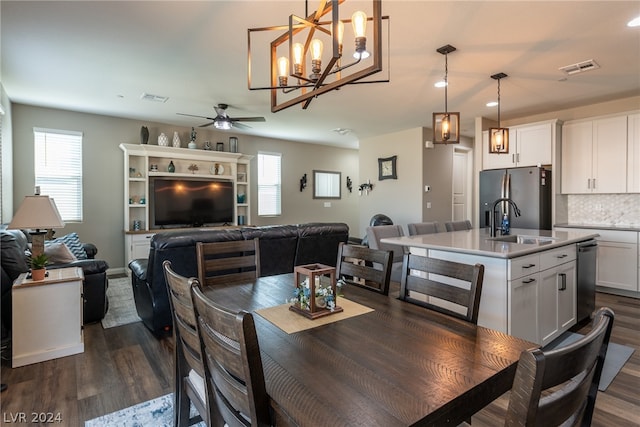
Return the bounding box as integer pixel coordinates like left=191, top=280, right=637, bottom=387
left=30, top=253, right=49, bottom=281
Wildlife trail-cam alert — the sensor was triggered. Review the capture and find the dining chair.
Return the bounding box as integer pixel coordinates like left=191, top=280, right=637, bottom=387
left=196, top=238, right=260, bottom=287
left=505, top=307, right=615, bottom=427
left=335, top=242, right=393, bottom=295
left=366, top=224, right=406, bottom=282
left=190, top=284, right=274, bottom=427
left=444, top=220, right=472, bottom=232
left=163, top=260, right=218, bottom=427
left=407, top=221, right=440, bottom=236
left=399, top=253, right=484, bottom=324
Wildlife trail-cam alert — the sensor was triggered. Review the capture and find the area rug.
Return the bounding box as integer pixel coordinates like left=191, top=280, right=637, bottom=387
left=544, top=331, right=634, bottom=391
left=101, top=276, right=141, bottom=329
left=85, top=393, right=204, bottom=427
left=255, top=298, right=373, bottom=334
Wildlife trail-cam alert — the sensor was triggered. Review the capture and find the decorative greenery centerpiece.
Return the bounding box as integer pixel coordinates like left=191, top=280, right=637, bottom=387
left=289, top=264, right=343, bottom=319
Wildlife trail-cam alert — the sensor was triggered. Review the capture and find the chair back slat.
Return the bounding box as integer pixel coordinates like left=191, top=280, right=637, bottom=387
left=505, top=307, right=614, bottom=427
left=163, top=260, right=212, bottom=426
left=336, top=243, right=393, bottom=295
left=197, top=238, right=260, bottom=287
left=399, top=254, right=484, bottom=324
left=191, top=285, right=272, bottom=427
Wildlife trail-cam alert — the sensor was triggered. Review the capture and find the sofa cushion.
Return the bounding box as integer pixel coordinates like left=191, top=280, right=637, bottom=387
left=48, top=232, right=88, bottom=260
left=1, top=231, right=30, bottom=281
left=44, top=242, right=78, bottom=264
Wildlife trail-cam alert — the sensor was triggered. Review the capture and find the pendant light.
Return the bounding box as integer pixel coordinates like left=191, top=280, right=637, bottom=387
left=433, top=44, right=460, bottom=144
left=489, top=72, right=509, bottom=154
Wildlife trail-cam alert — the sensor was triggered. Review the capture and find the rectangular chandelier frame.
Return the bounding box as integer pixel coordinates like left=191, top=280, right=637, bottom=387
left=247, top=0, right=386, bottom=112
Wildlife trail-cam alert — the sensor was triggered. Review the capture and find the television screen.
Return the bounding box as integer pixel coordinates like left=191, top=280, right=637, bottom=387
left=150, top=177, right=234, bottom=228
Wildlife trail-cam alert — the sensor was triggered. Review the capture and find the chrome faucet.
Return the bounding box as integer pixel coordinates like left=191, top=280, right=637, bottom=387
left=490, top=198, right=522, bottom=237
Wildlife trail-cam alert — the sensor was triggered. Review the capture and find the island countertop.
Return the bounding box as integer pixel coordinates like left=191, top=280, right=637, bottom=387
left=381, top=228, right=599, bottom=259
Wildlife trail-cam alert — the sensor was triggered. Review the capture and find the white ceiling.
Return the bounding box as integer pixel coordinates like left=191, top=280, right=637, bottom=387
left=2, top=1, right=639, bottom=149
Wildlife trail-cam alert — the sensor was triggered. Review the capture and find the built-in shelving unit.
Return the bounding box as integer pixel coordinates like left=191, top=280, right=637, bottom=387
left=120, top=143, right=253, bottom=267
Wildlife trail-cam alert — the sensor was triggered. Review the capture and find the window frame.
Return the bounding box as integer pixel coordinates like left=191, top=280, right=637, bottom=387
left=257, top=151, right=282, bottom=217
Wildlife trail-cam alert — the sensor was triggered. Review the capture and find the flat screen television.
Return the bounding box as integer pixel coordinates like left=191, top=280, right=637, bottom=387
left=150, top=177, right=234, bottom=228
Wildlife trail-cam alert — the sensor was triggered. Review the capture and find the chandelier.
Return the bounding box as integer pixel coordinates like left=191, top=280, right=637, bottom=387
left=247, top=0, right=388, bottom=112
left=432, top=44, right=460, bottom=144
left=488, top=72, right=509, bottom=153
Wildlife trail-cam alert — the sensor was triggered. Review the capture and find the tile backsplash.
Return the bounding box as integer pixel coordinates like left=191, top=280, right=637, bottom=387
left=568, top=194, right=640, bottom=226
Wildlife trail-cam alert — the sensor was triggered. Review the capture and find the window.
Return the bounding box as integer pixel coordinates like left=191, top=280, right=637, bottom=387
left=257, top=152, right=281, bottom=216
left=34, top=128, right=83, bottom=222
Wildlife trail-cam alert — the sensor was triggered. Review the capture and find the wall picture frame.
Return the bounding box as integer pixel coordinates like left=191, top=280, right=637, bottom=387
left=378, top=155, right=397, bottom=180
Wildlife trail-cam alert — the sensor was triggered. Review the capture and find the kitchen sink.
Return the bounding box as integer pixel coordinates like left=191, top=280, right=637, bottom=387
left=489, top=234, right=557, bottom=245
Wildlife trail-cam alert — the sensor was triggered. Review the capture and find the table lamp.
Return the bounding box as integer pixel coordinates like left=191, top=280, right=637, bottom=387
left=8, top=189, right=65, bottom=257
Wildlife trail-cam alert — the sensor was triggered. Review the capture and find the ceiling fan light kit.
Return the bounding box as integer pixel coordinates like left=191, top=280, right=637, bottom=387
left=247, top=0, right=388, bottom=112
left=489, top=72, right=509, bottom=154
left=432, top=44, right=460, bottom=145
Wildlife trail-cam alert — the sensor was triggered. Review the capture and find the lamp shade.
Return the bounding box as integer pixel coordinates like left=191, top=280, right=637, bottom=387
left=8, top=195, right=65, bottom=230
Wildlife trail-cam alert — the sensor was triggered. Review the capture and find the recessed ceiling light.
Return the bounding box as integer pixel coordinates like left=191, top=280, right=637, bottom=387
left=628, top=16, right=640, bottom=27
left=486, top=101, right=498, bottom=107
left=434, top=81, right=447, bottom=88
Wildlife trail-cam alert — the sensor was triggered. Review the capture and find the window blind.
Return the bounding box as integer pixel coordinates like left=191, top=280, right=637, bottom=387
left=34, top=128, right=83, bottom=222
left=257, top=152, right=281, bottom=216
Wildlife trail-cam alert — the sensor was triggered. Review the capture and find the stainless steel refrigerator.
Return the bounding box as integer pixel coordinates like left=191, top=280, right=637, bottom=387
left=479, top=166, right=552, bottom=230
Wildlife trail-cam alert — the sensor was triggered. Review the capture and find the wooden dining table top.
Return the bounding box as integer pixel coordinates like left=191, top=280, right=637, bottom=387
left=204, top=273, right=536, bottom=427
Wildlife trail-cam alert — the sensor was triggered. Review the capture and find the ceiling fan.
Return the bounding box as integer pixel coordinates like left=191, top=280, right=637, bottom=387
left=177, top=103, right=266, bottom=130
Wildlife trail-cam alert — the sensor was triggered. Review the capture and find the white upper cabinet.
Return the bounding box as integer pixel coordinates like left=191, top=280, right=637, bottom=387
left=482, top=120, right=555, bottom=170
left=561, top=114, right=628, bottom=194
left=628, top=113, right=640, bottom=193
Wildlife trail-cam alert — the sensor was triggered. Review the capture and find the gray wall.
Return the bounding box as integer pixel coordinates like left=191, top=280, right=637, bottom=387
left=10, top=103, right=359, bottom=272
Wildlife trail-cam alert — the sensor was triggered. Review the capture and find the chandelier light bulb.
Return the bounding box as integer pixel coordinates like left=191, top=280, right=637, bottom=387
left=292, top=42, right=304, bottom=75
left=277, top=56, right=289, bottom=86
left=336, top=21, right=345, bottom=46
left=310, top=39, right=323, bottom=61
left=441, top=114, right=451, bottom=141
left=352, top=11, right=367, bottom=38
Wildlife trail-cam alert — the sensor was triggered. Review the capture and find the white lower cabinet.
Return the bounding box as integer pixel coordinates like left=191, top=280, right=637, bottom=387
left=509, top=245, right=576, bottom=346
left=125, top=232, right=155, bottom=271
left=597, top=240, right=638, bottom=292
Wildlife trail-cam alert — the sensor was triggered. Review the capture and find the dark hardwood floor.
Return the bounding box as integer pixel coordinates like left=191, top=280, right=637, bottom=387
left=0, top=291, right=638, bottom=426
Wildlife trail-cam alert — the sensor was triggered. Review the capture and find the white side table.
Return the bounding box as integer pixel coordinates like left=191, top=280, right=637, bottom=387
left=12, top=267, right=85, bottom=367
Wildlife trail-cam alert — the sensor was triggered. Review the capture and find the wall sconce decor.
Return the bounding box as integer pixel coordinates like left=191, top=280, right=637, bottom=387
left=489, top=72, right=509, bottom=154
left=358, top=180, right=373, bottom=196
left=247, top=0, right=389, bottom=112
left=300, top=173, right=307, bottom=191
left=346, top=176, right=353, bottom=193
left=432, top=44, right=460, bottom=144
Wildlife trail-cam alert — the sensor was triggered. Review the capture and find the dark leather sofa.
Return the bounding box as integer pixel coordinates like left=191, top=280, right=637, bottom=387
left=0, top=229, right=110, bottom=329
left=128, top=222, right=349, bottom=337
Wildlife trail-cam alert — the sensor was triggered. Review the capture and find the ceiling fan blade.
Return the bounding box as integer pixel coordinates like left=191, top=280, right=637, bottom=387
left=199, top=121, right=215, bottom=127
left=232, top=121, right=251, bottom=129
left=231, top=117, right=266, bottom=122
left=177, top=112, right=215, bottom=120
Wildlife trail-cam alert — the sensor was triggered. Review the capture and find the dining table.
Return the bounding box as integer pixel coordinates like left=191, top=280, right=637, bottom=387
left=204, top=273, right=537, bottom=427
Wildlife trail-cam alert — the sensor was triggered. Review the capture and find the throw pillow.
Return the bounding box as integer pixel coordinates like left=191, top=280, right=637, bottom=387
left=47, top=232, right=87, bottom=260
left=44, top=242, right=78, bottom=264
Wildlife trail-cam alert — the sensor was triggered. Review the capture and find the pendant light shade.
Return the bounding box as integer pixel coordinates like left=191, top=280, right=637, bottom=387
left=489, top=72, right=509, bottom=154
left=433, top=44, right=460, bottom=144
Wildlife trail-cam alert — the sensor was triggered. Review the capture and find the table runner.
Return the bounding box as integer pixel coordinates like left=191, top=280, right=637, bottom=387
left=255, top=298, right=373, bottom=334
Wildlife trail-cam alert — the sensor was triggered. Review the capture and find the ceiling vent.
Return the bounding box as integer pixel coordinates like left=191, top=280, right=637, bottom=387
left=559, top=59, right=600, bottom=76
left=140, top=93, right=169, bottom=103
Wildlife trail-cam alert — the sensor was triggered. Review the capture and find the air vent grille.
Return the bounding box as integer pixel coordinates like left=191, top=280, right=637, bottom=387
left=140, top=93, right=169, bottom=103
left=559, top=59, right=600, bottom=75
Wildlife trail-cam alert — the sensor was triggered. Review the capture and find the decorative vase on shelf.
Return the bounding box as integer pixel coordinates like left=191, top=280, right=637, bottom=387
left=172, top=132, right=181, bottom=148
left=168, top=161, right=175, bottom=173
left=158, top=132, right=169, bottom=146
left=140, top=126, right=149, bottom=144
left=229, top=136, right=238, bottom=153
left=188, top=141, right=197, bottom=149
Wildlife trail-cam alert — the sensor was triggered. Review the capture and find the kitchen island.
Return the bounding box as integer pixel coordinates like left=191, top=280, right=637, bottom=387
left=382, top=228, right=599, bottom=346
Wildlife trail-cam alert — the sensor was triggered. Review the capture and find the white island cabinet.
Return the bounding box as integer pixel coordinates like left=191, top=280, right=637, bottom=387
left=381, top=228, right=596, bottom=346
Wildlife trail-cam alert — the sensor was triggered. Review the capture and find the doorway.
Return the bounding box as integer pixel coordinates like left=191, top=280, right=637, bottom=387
left=452, top=147, right=473, bottom=223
